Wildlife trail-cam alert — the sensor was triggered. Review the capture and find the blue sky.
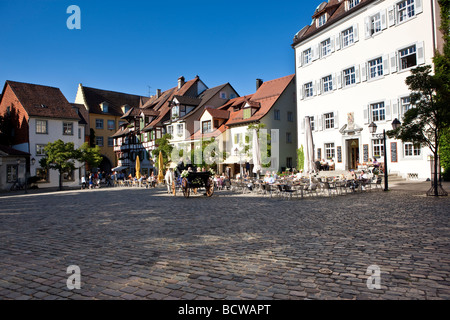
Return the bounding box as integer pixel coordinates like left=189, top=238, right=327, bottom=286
left=0, top=0, right=318, bottom=102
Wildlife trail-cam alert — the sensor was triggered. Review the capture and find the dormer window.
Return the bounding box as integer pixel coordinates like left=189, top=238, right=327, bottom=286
left=121, top=105, right=131, bottom=114
left=101, top=102, right=109, bottom=113
left=317, top=14, right=327, bottom=27
left=348, top=0, right=360, bottom=10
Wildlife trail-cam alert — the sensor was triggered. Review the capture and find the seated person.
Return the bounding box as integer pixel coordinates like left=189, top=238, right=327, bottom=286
left=328, top=158, right=335, bottom=170
left=315, top=160, right=322, bottom=171
left=320, top=159, right=329, bottom=171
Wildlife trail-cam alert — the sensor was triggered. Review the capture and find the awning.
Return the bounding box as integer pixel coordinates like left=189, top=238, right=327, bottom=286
left=112, top=166, right=127, bottom=172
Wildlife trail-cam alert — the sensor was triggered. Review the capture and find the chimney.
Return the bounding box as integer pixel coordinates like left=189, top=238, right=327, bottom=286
left=156, top=89, right=161, bottom=98
left=256, top=79, right=263, bottom=90
left=178, top=76, right=185, bottom=90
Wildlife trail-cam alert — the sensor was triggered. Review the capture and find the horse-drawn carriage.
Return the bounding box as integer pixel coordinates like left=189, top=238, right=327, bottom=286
left=172, top=170, right=214, bottom=198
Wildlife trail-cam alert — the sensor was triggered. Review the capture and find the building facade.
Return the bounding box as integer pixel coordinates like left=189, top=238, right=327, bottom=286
left=74, top=84, right=149, bottom=172
left=0, top=81, right=85, bottom=188
left=292, top=0, right=443, bottom=179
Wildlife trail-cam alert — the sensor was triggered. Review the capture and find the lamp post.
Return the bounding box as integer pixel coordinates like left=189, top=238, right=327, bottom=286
left=368, top=119, right=401, bottom=192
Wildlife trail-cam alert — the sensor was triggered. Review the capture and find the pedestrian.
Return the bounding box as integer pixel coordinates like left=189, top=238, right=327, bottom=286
left=165, top=168, right=173, bottom=194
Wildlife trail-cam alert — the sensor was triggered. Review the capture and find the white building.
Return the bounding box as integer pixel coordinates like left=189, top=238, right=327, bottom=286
left=0, top=81, right=85, bottom=188
left=292, top=0, right=443, bottom=179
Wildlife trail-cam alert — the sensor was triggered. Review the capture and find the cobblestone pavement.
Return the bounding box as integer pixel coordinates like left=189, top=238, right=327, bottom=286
left=0, top=186, right=449, bottom=300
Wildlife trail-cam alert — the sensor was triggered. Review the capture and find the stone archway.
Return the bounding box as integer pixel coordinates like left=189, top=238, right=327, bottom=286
left=99, top=155, right=113, bottom=173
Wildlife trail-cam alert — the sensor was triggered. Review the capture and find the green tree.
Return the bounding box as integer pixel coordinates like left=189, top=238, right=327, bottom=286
left=297, top=145, right=305, bottom=171
left=78, top=142, right=103, bottom=170
left=436, top=0, right=450, bottom=180
left=387, top=65, right=450, bottom=195
left=152, top=134, right=173, bottom=168
left=39, top=140, right=81, bottom=191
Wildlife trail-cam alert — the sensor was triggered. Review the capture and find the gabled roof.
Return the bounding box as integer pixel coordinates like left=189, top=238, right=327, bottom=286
left=292, top=0, right=376, bottom=47
left=179, top=83, right=231, bottom=120
left=143, top=77, right=201, bottom=131
left=224, top=74, right=295, bottom=126
left=190, top=123, right=227, bottom=141
left=81, top=86, right=146, bottom=116
left=71, top=103, right=88, bottom=125
left=5, top=81, right=80, bottom=120
left=203, top=107, right=230, bottom=120
left=173, top=95, right=202, bottom=106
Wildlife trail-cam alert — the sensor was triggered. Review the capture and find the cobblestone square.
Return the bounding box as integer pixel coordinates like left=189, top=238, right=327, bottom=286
left=0, top=185, right=449, bottom=300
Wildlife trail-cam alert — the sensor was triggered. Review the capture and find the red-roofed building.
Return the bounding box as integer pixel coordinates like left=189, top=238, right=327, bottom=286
left=192, top=75, right=297, bottom=176
left=0, top=80, right=85, bottom=188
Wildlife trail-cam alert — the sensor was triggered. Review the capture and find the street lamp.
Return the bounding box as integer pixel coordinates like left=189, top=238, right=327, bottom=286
left=234, top=147, right=243, bottom=180
left=368, top=119, right=401, bottom=191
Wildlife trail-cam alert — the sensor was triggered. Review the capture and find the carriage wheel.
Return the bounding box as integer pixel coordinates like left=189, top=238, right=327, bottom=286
left=205, top=177, right=214, bottom=197
left=182, top=178, right=190, bottom=198
left=172, top=181, right=177, bottom=196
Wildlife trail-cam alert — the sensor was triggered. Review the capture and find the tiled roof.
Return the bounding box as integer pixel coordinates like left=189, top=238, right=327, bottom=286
left=292, top=0, right=376, bottom=46
left=81, top=86, right=146, bottom=116
left=71, top=103, right=88, bottom=125
left=179, top=83, right=230, bottom=121
left=224, top=74, right=295, bottom=126
left=190, top=123, right=227, bottom=140
left=173, top=95, right=202, bottom=106
left=204, top=107, right=230, bottom=120
left=143, top=77, right=200, bottom=131
left=6, top=81, right=80, bottom=120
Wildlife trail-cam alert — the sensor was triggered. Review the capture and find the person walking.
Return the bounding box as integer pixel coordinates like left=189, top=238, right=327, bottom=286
left=165, top=168, right=173, bottom=194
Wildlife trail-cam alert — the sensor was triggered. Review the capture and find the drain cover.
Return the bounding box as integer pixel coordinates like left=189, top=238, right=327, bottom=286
left=319, top=268, right=333, bottom=275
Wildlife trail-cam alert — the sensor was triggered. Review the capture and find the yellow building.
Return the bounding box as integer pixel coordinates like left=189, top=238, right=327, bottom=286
left=74, top=84, right=148, bottom=172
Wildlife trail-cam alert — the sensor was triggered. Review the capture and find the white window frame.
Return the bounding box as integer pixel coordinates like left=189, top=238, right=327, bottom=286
left=400, top=96, right=412, bottom=118
left=371, top=102, right=386, bottom=122
left=36, top=144, right=46, bottom=156
left=368, top=57, right=384, bottom=80
left=404, top=142, right=421, bottom=157
left=304, top=82, right=314, bottom=98
left=320, top=38, right=332, bottom=58
left=398, top=44, right=418, bottom=71
left=342, top=27, right=354, bottom=48
left=322, top=75, right=333, bottom=93
left=303, top=48, right=312, bottom=65
left=349, top=0, right=360, bottom=10
left=397, top=0, right=416, bottom=23
left=324, top=112, right=335, bottom=130
left=36, top=120, right=48, bottom=134
left=317, top=14, right=327, bottom=27
left=343, top=67, right=356, bottom=87
left=63, top=122, right=74, bottom=135
left=372, top=139, right=385, bottom=158
left=324, top=143, right=335, bottom=160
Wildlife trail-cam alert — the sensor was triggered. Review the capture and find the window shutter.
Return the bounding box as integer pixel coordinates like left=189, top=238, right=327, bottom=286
left=318, top=115, right=323, bottom=131
left=383, top=55, right=390, bottom=75
left=353, top=24, right=359, bottom=42
left=355, top=64, right=361, bottom=83
left=365, top=17, right=371, bottom=39
left=390, top=52, right=398, bottom=73
left=312, top=44, right=320, bottom=61
left=416, top=0, right=423, bottom=14
left=313, top=81, right=317, bottom=96
left=335, top=33, right=341, bottom=50
left=332, top=74, right=337, bottom=90
left=392, top=99, right=399, bottom=120
left=364, top=105, right=370, bottom=124
left=388, top=5, right=396, bottom=27
left=361, top=63, right=367, bottom=82
left=381, top=9, right=387, bottom=30
left=316, top=80, right=321, bottom=95
left=300, top=86, right=304, bottom=100
left=417, top=41, right=425, bottom=65
left=298, top=51, right=303, bottom=67
left=330, top=37, right=335, bottom=52
left=385, top=101, right=392, bottom=121
left=334, top=111, right=339, bottom=129
left=337, top=72, right=342, bottom=89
